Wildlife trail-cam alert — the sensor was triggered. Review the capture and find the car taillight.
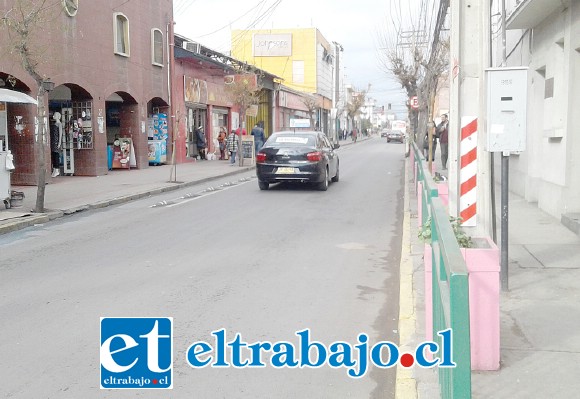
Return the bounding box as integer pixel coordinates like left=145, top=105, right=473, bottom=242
left=307, top=151, right=322, bottom=162
left=256, top=153, right=267, bottom=163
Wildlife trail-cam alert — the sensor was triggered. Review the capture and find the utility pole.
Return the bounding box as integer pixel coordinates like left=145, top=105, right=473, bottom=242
left=449, top=0, right=491, bottom=232
left=500, top=0, right=509, bottom=291
left=333, top=41, right=343, bottom=144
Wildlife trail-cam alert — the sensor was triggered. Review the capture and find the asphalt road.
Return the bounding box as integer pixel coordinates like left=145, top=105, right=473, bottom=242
left=0, top=137, right=407, bottom=398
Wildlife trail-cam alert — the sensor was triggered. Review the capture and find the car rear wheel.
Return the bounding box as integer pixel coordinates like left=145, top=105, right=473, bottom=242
left=258, top=181, right=269, bottom=190
left=331, top=163, right=340, bottom=182
left=317, top=167, right=329, bottom=191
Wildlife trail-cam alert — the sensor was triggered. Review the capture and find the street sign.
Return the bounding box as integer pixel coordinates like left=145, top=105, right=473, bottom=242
left=410, top=96, right=419, bottom=109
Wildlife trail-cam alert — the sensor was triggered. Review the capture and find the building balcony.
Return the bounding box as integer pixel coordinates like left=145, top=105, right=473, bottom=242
left=506, top=0, right=566, bottom=29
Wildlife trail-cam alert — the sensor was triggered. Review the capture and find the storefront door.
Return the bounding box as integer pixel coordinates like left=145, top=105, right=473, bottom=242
left=186, top=106, right=206, bottom=158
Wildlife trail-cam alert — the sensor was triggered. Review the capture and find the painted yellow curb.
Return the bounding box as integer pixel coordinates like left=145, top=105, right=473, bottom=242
left=395, top=160, right=418, bottom=399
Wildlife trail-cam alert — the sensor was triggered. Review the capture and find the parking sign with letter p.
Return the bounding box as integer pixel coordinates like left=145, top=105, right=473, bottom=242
left=100, top=317, right=173, bottom=389
left=410, top=96, right=419, bottom=109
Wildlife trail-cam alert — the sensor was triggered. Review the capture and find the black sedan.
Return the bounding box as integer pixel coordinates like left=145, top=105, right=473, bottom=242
left=255, top=131, right=340, bottom=191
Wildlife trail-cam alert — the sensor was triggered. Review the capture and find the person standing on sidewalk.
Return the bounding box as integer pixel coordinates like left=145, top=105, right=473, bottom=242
left=50, top=112, right=63, bottom=177
left=437, top=114, right=449, bottom=169
left=217, top=127, right=227, bottom=160
left=195, top=125, right=207, bottom=160
left=226, top=130, right=239, bottom=165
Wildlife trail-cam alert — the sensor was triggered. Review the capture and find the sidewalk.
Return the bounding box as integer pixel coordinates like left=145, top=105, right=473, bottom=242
left=402, top=151, right=580, bottom=398
left=0, top=136, right=365, bottom=235
left=0, top=160, right=256, bottom=235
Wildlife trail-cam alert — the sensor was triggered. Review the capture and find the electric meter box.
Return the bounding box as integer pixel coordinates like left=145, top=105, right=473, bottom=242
left=485, top=67, right=528, bottom=152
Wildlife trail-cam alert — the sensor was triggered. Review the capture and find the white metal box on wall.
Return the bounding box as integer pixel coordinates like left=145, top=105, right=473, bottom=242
left=485, top=67, right=528, bottom=152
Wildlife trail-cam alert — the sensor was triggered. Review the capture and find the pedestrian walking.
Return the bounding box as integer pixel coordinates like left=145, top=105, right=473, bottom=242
left=437, top=114, right=449, bottom=169
left=251, top=121, right=265, bottom=153
left=226, top=130, right=239, bottom=165
left=423, top=129, right=437, bottom=161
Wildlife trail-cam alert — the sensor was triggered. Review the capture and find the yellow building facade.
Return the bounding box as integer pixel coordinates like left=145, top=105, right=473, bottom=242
left=231, top=28, right=327, bottom=96
left=231, top=28, right=334, bottom=133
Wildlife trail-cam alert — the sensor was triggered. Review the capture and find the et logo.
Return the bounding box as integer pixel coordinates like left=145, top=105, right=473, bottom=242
left=100, top=317, right=173, bottom=389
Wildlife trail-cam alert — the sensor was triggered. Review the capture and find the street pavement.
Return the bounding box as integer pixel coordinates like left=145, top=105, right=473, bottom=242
left=0, top=136, right=367, bottom=234
left=2, top=136, right=579, bottom=398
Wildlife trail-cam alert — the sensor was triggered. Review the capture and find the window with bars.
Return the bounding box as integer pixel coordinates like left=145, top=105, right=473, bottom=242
left=61, top=101, right=93, bottom=150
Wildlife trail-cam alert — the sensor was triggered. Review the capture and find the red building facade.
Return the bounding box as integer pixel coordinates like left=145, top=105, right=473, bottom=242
left=0, top=0, right=172, bottom=184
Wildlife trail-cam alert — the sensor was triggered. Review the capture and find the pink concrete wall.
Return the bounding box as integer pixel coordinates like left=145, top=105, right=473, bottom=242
left=424, top=237, right=500, bottom=370
left=461, top=237, right=501, bottom=371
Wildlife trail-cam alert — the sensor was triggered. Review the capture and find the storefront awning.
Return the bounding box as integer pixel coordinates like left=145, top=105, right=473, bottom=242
left=0, top=89, right=37, bottom=104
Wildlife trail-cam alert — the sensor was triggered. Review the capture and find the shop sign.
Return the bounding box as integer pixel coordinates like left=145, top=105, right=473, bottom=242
left=253, top=34, right=292, bottom=57
left=246, top=105, right=258, bottom=117
left=207, top=81, right=233, bottom=106
left=290, top=119, right=310, bottom=128
left=111, top=138, right=134, bottom=169
left=184, top=76, right=208, bottom=104
left=224, top=74, right=257, bottom=89
left=279, top=91, right=287, bottom=107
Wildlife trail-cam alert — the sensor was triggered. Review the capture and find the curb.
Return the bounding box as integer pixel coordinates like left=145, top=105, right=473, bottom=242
left=0, top=166, right=255, bottom=236
left=395, top=157, right=418, bottom=398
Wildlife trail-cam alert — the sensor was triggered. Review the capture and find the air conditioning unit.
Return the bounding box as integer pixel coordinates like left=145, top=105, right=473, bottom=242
left=182, top=41, right=200, bottom=53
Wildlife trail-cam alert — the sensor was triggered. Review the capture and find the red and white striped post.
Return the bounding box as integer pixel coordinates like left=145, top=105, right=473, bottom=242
left=459, top=116, right=478, bottom=226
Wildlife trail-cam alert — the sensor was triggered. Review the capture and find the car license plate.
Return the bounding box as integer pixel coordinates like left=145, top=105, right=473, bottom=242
left=276, top=167, right=295, bottom=174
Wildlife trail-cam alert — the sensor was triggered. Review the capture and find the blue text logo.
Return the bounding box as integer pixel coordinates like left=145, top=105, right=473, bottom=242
left=100, top=317, right=173, bottom=389
left=186, top=328, right=455, bottom=378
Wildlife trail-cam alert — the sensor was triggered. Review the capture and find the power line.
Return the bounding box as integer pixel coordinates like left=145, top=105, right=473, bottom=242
left=178, top=0, right=199, bottom=17
left=194, top=0, right=268, bottom=39
left=174, top=0, right=190, bottom=15
left=230, top=0, right=283, bottom=51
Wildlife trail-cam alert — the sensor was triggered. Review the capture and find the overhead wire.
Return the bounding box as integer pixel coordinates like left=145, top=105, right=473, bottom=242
left=194, top=0, right=268, bottom=39
left=179, top=0, right=199, bottom=17
left=174, top=0, right=190, bottom=15
left=229, top=0, right=283, bottom=51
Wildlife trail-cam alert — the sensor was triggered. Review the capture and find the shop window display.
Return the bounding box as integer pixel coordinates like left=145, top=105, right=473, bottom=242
left=65, top=101, right=93, bottom=150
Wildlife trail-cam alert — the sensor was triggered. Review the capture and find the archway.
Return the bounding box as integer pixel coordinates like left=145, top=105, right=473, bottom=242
left=105, top=92, right=142, bottom=169
left=48, top=84, right=94, bottom=176
left=146, top=97, right=170, bottom=165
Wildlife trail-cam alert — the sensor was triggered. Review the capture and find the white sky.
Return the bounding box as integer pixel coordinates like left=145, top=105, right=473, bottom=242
left=173, top=0, right=409, bottom=117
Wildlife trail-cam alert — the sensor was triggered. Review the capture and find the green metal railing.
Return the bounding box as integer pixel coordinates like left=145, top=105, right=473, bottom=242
left=413, top=143, right=472, bottom=398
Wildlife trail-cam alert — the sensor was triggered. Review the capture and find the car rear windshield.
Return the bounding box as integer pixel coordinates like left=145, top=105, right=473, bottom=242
left=266, top=135, right=316, bottom=148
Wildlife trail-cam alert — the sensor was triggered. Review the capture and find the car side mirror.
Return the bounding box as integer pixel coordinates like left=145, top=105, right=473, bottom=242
left=333, top=143, right=340, bottom=150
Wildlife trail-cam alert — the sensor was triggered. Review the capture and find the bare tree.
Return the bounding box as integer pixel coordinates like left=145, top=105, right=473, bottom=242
left=224, top=73, right=261, bottom=166
left=378, top=0, right=450, bottom=156
left=345, top=85, right=369, bottom=131
left=2, top=0, right=59, bottom=212
left=301, top=94, right=319, bottom=130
